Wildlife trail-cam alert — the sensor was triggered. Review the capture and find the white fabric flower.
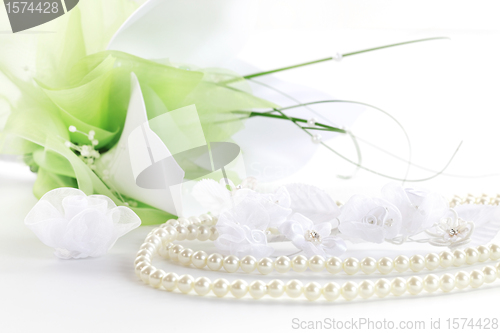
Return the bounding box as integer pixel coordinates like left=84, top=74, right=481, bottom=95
left=382, top=183, right=448, bottom=237
left=427, top=209, right=474, bottom=247
left=25, top=188, right=141, bottom=259
left=338, top=195, right=402, bottom=243
left=278, top=213, right=346, bottom=258
left=214, top=197, right=274, bottom=259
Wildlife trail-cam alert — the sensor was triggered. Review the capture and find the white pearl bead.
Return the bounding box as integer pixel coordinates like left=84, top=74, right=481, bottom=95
left=134, top=255, right=150, bottom=266
left=455, top=271, right=470, bottom=289
left=440, top=273, right=455, bottom=292
left=207, top=253, right=223, bottom=271
left=162, top=272, right=179, bottom=291
left=140, top=243, right=156, bottom=253
left=186, top=225, right=198, bottom=241
left=423, top=274, right=440, bottom=293
left=360, top=257, right=377, bottom=274
left=304, top=282, right=322, bottom=301
left=267, top=280, right=285, bottom=298
left=358, top=280, right=374, bottom=299
left=240, top=255, right=257, bottom=273
left=490, top=244, right=500, bottom=260
left=440, top=251, right=454, bottom=268
left=425, top=253, right=440, bottom=270
left=325, top=257, right=343, bottom=274
left=212, top=278, right=230, bottom=297
left=166, top=219, right=178, bottom=226
left=162, top=226, right=177, bottom=241
left=249, top=280, right=267, bottom=299
left=257, top=257, right=274, bottom=275
left=482, top=266, right=497, bottom=284
left=197, top=226, right=211, bottom=241
left=291, top=255, right=308, bottom=272
left=134, top=262, right=149, bottom=277
left=477, top=245, right=490, bottom=262
left=175, top=226, right=188, bottom=240
left=189, top=216, right=201, bottom=225
left=322, top=282, right=341, bottom=301
left=158, top=246, right=170, bottom=259
left=341, top=281, right=358, bottom=301
left=343, top=257, right=360, bottom=275
left=394, top=255, right=410, bottom=273
left=275, top=256, right=291, bottom=273
left=409, top=255, right=425, bottom=272
left=199, top=213, right=213, bottom=225
left=178, top=248, right=194, bottom=265
left=191, top=251, right=208, bottom=269
left=285, top=280, right=303, bottom=298
left=223, top=255, right=240, bottom=273
left=177, top=274, right=194, bottom=294
left=308, top=255, right=325, bottom=272
left=168, top=244, right=184, bottom=262
left=230, top=280, right=248, bottom=299
left=145, top=235, right=161, bottom=248
left=391, top=277, right=406, bottom=296
left=177, top=217, right=189, bottom=226
left=194, top=277, right=212, bottom=296
left=406, top=276, right=423, bottom=295
left=136, top=249, right=152, bottom=258
left=377, top=257, right=394, bottom=274
left=470, top=270, right=485, bottom=288
left=453, top=249, right=466, bottom=267
left=374, top=279, right=391, bottom=298
left=311, top=134, right=322, bottom=144
left=209, top=226, right=219, bottom=241
left=153, top=229, right=169, bottom=243
left=140, top=265, right=156, bottom=284
left=465, top=247, right=479, bottom=265
left=149, top=269, right=165, bottom=288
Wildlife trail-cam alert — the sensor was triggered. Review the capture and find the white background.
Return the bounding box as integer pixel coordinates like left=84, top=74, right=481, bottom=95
left=2, top=1, right=500, bottom=332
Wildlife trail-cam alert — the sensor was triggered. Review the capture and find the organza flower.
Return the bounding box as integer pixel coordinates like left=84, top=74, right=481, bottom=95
left=214, top=197, right=274, bottom=259
left=382, top=183, right=449, bottom=237
left=25, top=188, right=141, bottom=259
left=426, top=209, right=473, bottom=247
left=278, top=213, right=346, bottom=258
left=338, top=195, right=402, bottom=243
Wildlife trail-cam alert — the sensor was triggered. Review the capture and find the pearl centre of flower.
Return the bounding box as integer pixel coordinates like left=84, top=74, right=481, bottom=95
left=304, top=230, right=322, bottom=244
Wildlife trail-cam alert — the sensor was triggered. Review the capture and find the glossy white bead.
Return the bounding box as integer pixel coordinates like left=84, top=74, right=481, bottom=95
left=197, top=226, right=211, bottom=241
left=175, top=226, right=188, bottom=241
left=406, top=276, right=423, bottom=295
left=212, top=278, right=230, bottom=297
left=455, top=271, right=470, bottom=289
left=249, top=280, right=267, bottom=299
left=440, top=273, right=455, bottom=292
left=140, top=265, right=156, bottom=284
left=161, top=272, right=178, bottom=291
left=341, top=281, right=358, bottom=301
left=209, top=226, right=219, bottom=241
left=194, top=277, right=212, bottom=296
left=423, top=274, right=440, bottom=293
left=374, top=279, right=391, bottom=298
left=470, top=270, right=485, bottom=288
left=157, top=246, right=170, bottom=259
left=189, top=216, right=201, bottom=225
left=465, top=247, right=479, bottom=265
left=358, top=280, right=374, bottom=299
left=394, top=255, right=410, bottom=273
left=145, top=235, right=161, bottom=248
left=134, top=255, right=150, bottom=266
left=291, top=255, right=308, bottom=273
left=177, top=274, right=194, bottom=294
left=207, top=253, right=223, bottom=271
left=275, top=256, right=291, bottom=273
left=267, top=280, right=285, bottom=298
left=191, top=251, right=208, bottom=269
left=257, top=257, right=274, bottom=275
left=477, top=245, right=490, bottom=262
left=285, top=280, right=303, bottom=298
left=490, top=244, right=500, bottom=260
left=409, top=255, right=425, bottom=272
left=149, top=269, right=165, bottom=288
left=178, top=248, right=193, bottom=265
left=425, top=253, right=440, bottom=270
left=483, top=266, right=497, bottom=283
left=136, top=249, right=152, bottom=258
left=343, top=257, right=360, bottom=275
left=391, top=277, right=406, bottom=296
left=186, top=225, right=198, bottom=241
left=223, top=255, right=240, bottom=273
left=360, top=257, right=377, bottom=274
left=230, top=280, right=248, bottom=299
left=453, top=249, right=466, bottom=267
left=177, top=217, right=189, bottom=226
left=168, top=244, right=183, bottom=262
left=240, top=255, right=257, bottom=273
left=325, top=257, right=343, bottom=274
left=308, top=255, right=325, bottom=272
left=140, top=243, right=156, bottom=253
left=304, top=282, right=322, bottom=301
left=322, top=282, right=341, bottom=301
left=377, top=257, right=394, bottom=274
left=440, top=251, right=454, bottom=268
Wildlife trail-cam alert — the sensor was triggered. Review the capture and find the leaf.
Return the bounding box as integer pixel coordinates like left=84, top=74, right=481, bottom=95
left=455, top=204, right=500, bottom=247
left=285, top=183, right=340, bottom=224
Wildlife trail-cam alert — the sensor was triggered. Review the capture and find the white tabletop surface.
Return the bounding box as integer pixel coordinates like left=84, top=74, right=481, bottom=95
left=3, top=1, right=500, bottom=332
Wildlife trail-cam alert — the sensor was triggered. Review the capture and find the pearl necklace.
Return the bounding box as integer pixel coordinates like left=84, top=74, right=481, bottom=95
left=134, top=194, right=500, bottom=301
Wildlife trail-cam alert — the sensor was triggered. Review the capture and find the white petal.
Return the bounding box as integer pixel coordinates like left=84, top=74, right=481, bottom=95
left=285, top=183, right=340, bottom=223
